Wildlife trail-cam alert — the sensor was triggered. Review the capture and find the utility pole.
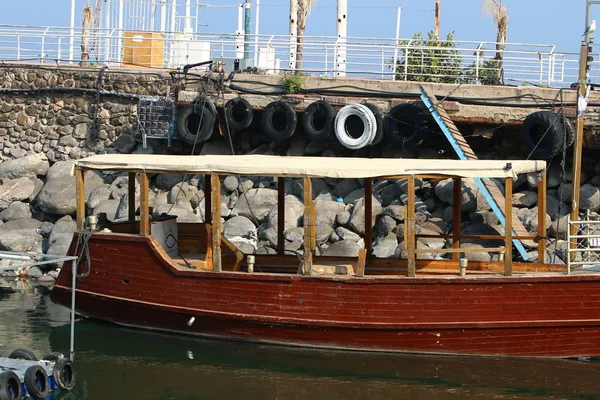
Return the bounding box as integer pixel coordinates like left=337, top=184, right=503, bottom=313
left=336, top=0, right=347, bottom=77
left=434, top=0, right=440, bottom=38
left=570, top=0, right=598, bottom=254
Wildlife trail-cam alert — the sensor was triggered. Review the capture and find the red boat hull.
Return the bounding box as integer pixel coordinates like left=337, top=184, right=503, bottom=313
left=51, top=234, right=600, bottom=357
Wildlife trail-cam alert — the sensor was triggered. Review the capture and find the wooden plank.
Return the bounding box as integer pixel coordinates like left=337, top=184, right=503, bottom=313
left=128, top=172, right=136, bottom=222
left=139, top=172, right=150, bottom=236
left=415, top=247, right=506, bottom=254
left=211, top=174, right=222, bottom=272
left=356, top=249, right=367, bottom=277
left=303, top=177, right=313, bottom=275
left=538, top=169, right=547, bottom=263
left=407, top=176, right=416, bottom=277
left=452, top=177, right=461, bottom=260
left=75, top=167, right=85, bottom=231
left=505, top=177, right=513, bottom=276
left=364, top=178, right=373, bottom=255
left=277, top=177, right=285, bottom=255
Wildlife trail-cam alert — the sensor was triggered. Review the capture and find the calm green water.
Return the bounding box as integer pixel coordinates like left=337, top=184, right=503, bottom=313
left=2, top=286, right=600, bottom=400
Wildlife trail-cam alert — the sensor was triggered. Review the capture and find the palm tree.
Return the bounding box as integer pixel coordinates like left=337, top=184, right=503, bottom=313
left=482, top=0, right=509, bottom=68
left=81, top=2, right=94, bottom=65
left=296, top=0, right=314, bottom=73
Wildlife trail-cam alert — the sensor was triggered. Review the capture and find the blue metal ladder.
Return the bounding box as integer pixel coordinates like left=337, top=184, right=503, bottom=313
left=419, top=85, right=532, bottom=260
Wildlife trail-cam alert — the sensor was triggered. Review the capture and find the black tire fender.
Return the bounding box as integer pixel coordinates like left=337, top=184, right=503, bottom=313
left=43, top=352, right=65, bottom=362
left=177, top=103, right=215, bottom=145
left=302, top=100, right=335, bottom=140
left=53, top=358, right=76, bottom=391
left=362, top=103, right=384, bottom=146
left=559, top=114, right=575, bottom=149
left=201, top=97, right=217, bottom=118
left=522, top=111, right=566, bottom=159
left=224, top=98, right=254, bottom=132
left=0, top=371, right=22, bottom=400
left=261, top=101, right=297, bottom=141
left=24, top=365, right=49, bottom=399
left=9, top=348, right=38, bottom=361
left=384, top=103, right=430, bottom=151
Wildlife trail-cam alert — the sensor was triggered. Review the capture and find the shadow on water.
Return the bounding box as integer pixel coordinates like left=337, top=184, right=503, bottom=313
left=4, top=289, right=600, bottom=400
left=47, top=319, right=600, bottom=400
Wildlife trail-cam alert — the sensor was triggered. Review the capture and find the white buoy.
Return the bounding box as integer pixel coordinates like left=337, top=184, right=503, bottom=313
left=187, top=316, right=195, bottom=326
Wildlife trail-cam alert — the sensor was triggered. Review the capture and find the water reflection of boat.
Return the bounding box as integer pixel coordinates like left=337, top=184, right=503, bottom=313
left=49, top=321, right=600, bottom=400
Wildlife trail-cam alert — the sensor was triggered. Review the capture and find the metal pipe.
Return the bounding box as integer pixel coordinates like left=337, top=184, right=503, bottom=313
left=171, top=0, right=177, bottom=33
left=70, top=254, right=77, bottom=361
left=69, top=0, right=75, bottom=63
left=236, top=3, right=244, bottom=59
left=104, top=0, right=111, bottom=62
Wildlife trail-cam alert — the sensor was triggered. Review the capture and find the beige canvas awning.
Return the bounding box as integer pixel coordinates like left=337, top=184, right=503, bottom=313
left=74, top=154, right=545, bottom=179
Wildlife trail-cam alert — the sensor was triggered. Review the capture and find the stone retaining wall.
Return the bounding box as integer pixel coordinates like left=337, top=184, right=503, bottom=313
left=0, top=65, right=171, bottom=163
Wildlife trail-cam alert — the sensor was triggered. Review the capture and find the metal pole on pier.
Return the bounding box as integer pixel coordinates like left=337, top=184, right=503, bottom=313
left=69, top=0, right=76, bottom=63
left=434, top=0, right=440, bottom=38
left=289, top=0, right=298, bottom=71
left=571, top=1, right=598, bottom=255
left=244, top=0, right=252, bottom=60
left=254, top=0, right=260, bottom=67
left=392, top=7, right=402, bottom=81
left=335, top=0, right=347, bottom=77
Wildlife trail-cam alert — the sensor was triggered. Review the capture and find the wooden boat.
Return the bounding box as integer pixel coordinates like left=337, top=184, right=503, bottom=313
left=50, top=154, right=600, bottom=358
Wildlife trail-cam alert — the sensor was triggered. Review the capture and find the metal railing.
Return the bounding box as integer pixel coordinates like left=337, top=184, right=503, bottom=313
left=567, top=211, right=600, bottom=274
left=0, top=24, right=592, bottom=86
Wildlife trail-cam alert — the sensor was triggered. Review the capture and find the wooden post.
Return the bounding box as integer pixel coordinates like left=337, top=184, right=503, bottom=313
left=504, top=177, right=513, bottom=276
left=75, top=167, right=85, bottom=231
left=139, top=172, right=150, bottom=236
left=211, top=174, right=222, bottom=272
left=452, top=177, right=461, bottom=260
left=407, top=175, right=416, bottom=277
left=364, top=178, right=373, bottom=255
left=277, top=177, right=285, bottom=255
left=128, top=172, right=136, bottom=222
left=303, top=177, right=313, bottom=275
left=204, top=175, right=212, bottom=223
left=537, top=169, right=547, bottom=264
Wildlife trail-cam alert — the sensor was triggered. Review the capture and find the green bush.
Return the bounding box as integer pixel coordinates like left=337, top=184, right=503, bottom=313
left=281, top=75, right=305, bottom=94
left=394, top=31, right=463, bottom=84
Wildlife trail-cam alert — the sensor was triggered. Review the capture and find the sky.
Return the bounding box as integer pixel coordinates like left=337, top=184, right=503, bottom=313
left=0, top=0, right=590, bottom=55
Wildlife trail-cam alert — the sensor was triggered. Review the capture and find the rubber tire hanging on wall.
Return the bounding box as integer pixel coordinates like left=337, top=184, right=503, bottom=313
left=24, top=365, right=49, bottom=399
left=224, top=97, right=254, bottom=132
left=362, top=103, right=384, bottom=146
left=302, top=100, right=335, bottom=140
left=199, top=96, right=217, bottom=118
left=177, top=103, right=215, bottom=145
left=261, top=101, right=297, bottom=141
left=0, top=371, right=22, bottom=400
left=522, top=111, right=566, bottom=159
left=559, top=114, right=575, bottom=149
left=384, top=103, right=430, bottom=151
left=334, top=104, right=377, bottom=150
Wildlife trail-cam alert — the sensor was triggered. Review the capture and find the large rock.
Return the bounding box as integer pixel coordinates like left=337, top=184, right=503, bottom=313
left=46, top=215, right=77, bottom=258
left=153, top=203, right=201, bottom=222
left=315, top=200, right=346, bottom=226
left=332, top=179, right=361, bottom=199
left=517, top=206, right=550, bottom=235
left=223, top=216, right=256, bottom=238
left=0, top=202, right=32, bottom=222
left=112, top=134, right=137, bottom=154
left=434, top=178, right=502, bottom=213
left=155, top=173, right=186, bottom=191
left=321, top=239, right=362, bottom=257
left=0, top=154, right=49, bottom=179
left=37, top=169, right=105, bottom=216
left=0, top=218, right=43, bottom=252
left=580, top=184, right=600, bottom=211
left=93, top=199, right=121, bottom=221
left=372, top=233, right=398, bottom=258
left=231, top=188, right=278, bottom=223
left=267, top=195, right=304, bottom=231
left=349, top=195, right=382, bottom=235
left=0, top=177, right=35, bottom=210
left=513, top=191, right=538, bottom=208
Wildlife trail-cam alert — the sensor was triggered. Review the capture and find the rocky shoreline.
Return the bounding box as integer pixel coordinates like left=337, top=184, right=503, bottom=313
left=1, top=128, right=598, bottom=290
